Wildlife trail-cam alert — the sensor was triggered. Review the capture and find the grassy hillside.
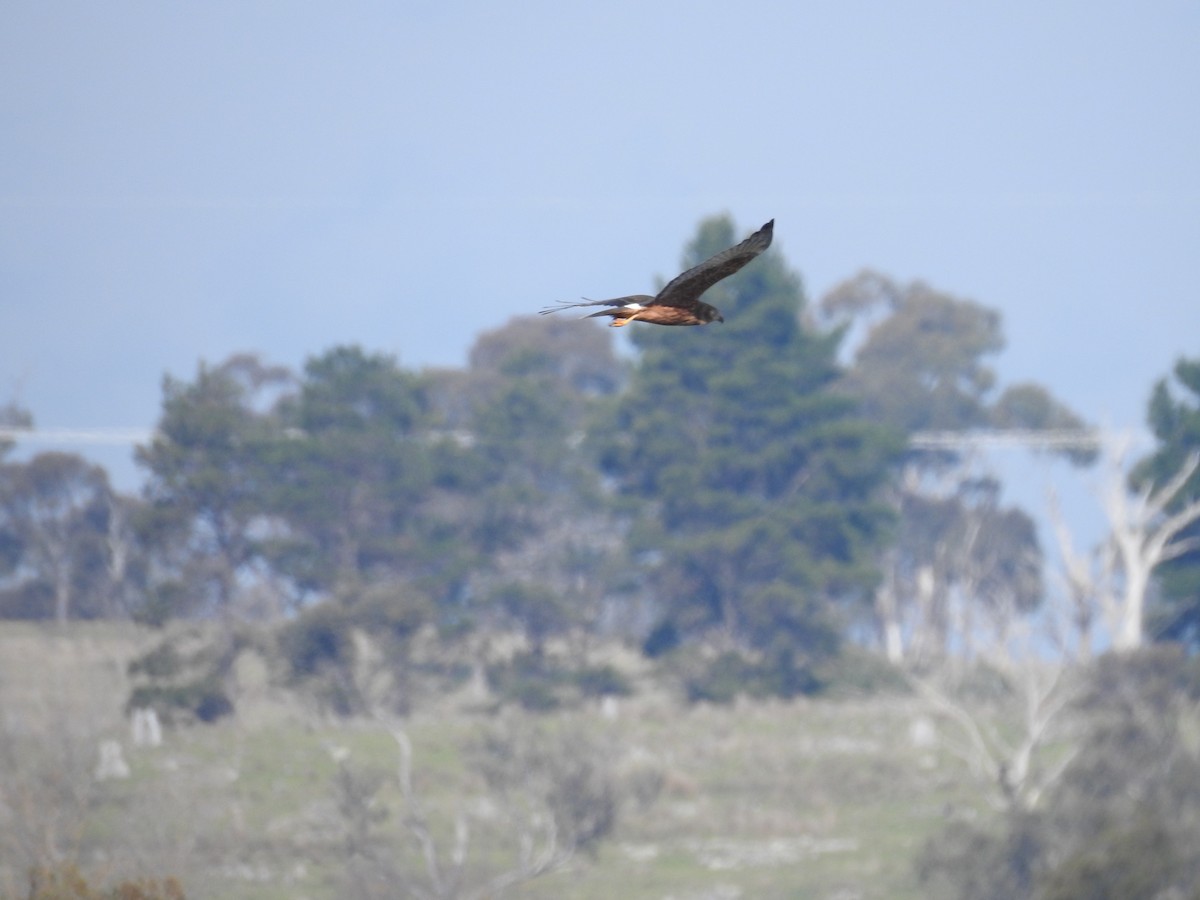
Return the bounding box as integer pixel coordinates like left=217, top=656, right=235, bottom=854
left=0, top=623, right=993, bottom=899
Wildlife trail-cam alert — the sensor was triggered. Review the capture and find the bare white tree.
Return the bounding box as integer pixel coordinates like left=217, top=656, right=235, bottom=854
left=1102, top=439, right=1200, bottom=650
left=359, top=722, right=606, bottom=900
left=911, top=657, right=1079, bottom=813
left=1047, top=488, right=1107, bottom=661
left=1050, top=435, right=1200, bottom=654
left=873, top=456, right=1043, bottom=666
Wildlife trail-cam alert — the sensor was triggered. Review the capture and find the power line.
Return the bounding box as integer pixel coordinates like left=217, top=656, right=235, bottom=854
left=0, top=427, right=154, bottom=446
left=909, top=429, right=1105, bottom=452
left=0, top=426, right=1118, bottom=452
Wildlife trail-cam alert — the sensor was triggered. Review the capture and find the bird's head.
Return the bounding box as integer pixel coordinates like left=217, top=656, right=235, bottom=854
left=699, top=302, right=724, bottom=324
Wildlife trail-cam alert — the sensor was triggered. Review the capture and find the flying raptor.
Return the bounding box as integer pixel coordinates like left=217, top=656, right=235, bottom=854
left=540, top=219, right=774, bottom=327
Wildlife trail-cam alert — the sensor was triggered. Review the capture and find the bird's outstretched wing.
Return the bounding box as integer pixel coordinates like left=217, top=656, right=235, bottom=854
left=653, top=219, right=774, bottom=309
left=539, top=294, right=654, bottom=315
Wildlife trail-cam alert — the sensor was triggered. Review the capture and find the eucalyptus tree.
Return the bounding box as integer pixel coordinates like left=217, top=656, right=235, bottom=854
left=265, top=345, right=452, bottom=602
left=819, top=271, right=1089, bottom=661
left=0, top=451, right=113, bottom=622
left=137, top=353, right=292, bottom=619
left=450, top=315, right=629, bottom=640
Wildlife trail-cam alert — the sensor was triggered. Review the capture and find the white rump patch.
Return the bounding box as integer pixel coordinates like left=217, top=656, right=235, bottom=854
left=624, top=302, right=645, bottom=310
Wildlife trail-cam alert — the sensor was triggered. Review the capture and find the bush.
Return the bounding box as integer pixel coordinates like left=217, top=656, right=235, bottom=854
left=916, top=812, right=1046, bottom=900
left=815, top=646, right=909, bottom=697
left=572, top=664, right=633, bottom=699
left=127, top=643, right=183, bottom=680
left=25, top=863, right=185, bottom=900
left=353, top=586, right=431, bottom=644
left=642, top=620, right=681, bottom=658
left=917, top=647, right=1200, bottom=899
left=486, top=654, right=633, bottom=711
left=130, top=581, right=189, bottom=629
left=127, top=675, right=233, bottom=725
left=682, top=649, right=820, bottom=704
left=487, top=652, right=564, bottom=711
left=126, top=634, right=236, bottom=725
left=274, top=593, right=435, bottom=716
left=473, top=722, right=619, bottom=854
left=276, top=603, right=365, bottom=713
left=277, top=602, right=357, bottom=680
left=1037, top=814, right=1185, bottom=900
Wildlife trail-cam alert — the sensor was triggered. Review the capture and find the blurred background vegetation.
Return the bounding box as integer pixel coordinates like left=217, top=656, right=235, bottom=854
left=1, top=215, right=1198, bottom=898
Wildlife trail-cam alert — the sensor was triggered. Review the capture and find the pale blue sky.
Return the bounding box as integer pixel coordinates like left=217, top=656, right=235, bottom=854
left=2, top=2, right=1198, bottom=492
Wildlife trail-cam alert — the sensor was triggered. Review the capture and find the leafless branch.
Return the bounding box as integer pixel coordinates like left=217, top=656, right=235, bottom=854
left=909, top=662, right=1079, bottom=812
left=381, top=722, right=582, bottom=900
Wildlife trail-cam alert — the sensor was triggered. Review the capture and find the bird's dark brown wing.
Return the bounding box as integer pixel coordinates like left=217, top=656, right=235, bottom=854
left=539, top=294, right=655, bottom=315
left=652, top=219, right=774, bottom=309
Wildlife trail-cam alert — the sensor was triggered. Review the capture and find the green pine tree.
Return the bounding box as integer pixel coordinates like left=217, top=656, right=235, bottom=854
left=267, top=345, right=456, bottom=601
left=137, top=354, right=291, bottom=619
left=594, top=215, right=902, bottom=667
left=1131, top=356, right=1200, bottom=647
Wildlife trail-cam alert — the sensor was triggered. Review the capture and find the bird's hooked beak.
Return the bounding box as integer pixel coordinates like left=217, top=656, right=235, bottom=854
left=716, top=313, right=725, bottom=324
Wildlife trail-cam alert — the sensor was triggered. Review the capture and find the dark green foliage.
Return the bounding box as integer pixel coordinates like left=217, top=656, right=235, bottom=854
left=136, top=348, right=481, bottom=617
left=277, top=602, right=358, bottom=679
left=918, top=646, right=1200, bottom=899
left=137, top=355, right=291, bottom=618
left=0, top=580, right=53, bottom=620
left=276, top=601, right=364, bottom=715
left=449, top=316, right=628, bottom=640
left=6, top=218, right=901, bottom=691
left=1037, top=815, right=1184, bottom=900
left=191, top=686, right=234, bottom=722
left=921, top=791, right=1193, bottom=900
left=1131, top=355, right=1200, bottom=647
left=917, top=813, right=1046, bottom=900
left=595, top=215, right=901, bottom=666
left=0, top=452, right=115, bottom=622
left=820, top=270, right=1005, bottom=433
left=642, top=620, right=681, bottom=657
left=681, top=649, right=820, bottom=704
left=353, top=585, right=432, bottom=643
left=487, top=652, right=564, bottom=711
left=266, top=346, right=446, bottom=600
left=0, top=526, right=22, bottom=580
left=127, top=675, right=233, bottom=725
left=488, top=581, right=572, bottom=655
left=127, top=642, right=183, bottom=680
left=130, top=580, right=188, bottom=629
left=485, top=653, right=632, bottom=711
left=572, top=663, right=633, bottom=699
left=274, top=588, right=434, bottom=716
left=126, top=631, right=242, bottom=724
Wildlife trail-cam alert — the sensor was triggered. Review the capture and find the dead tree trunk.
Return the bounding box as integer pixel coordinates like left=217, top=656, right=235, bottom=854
left=1049, top=436, right=1200, bottom=654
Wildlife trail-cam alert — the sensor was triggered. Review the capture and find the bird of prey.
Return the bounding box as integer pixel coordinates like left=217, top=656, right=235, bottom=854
left=540, top=219, right=774, bottom=327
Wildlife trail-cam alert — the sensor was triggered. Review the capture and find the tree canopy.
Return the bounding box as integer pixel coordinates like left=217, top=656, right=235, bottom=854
left=594, top=215, right=902, bottom=661
left=1131, top=356, right=1200, bottom=646
left=0, top=214, right=1134, bottom=687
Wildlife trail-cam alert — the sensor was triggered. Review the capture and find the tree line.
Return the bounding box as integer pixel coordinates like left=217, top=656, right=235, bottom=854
left=1, top=214, right=1198, bottom=678
left=4, top=214, right=1200, bottom=897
